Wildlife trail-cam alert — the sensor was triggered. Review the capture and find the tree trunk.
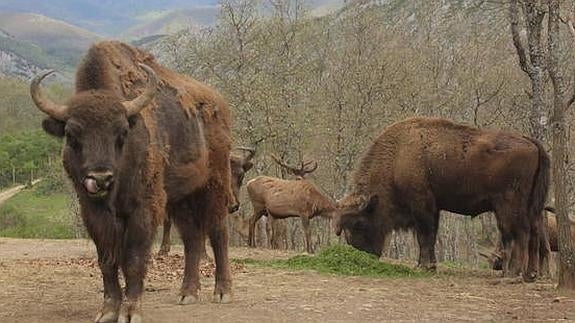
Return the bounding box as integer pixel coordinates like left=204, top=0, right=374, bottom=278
left=548, top=0, right=575, bottom=290
left=509, top=0, right=547, bottom=140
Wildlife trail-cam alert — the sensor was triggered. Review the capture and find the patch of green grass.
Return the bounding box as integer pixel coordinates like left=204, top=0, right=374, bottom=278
left=238, top=244, right=428, bottom=278
left=0, top=189, right=75, bottom=239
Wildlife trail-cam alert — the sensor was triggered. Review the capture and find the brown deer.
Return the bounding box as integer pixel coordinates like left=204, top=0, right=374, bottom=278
left=246, top=154, right=336, bottom=253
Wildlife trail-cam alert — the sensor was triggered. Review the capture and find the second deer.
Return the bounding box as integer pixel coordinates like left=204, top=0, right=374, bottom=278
left=246, top=154, right=336, bottom=253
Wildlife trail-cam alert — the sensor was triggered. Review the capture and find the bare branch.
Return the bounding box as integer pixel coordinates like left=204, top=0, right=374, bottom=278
left=509, top=0, right=533, bottom=76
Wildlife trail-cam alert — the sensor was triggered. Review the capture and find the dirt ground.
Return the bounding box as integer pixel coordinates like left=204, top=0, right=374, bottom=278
left=0, top=238, right=574, bottom=323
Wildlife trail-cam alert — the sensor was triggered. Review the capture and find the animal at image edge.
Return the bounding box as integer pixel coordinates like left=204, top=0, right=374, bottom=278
left=31, top=40, right=233, bottom=323
left=247, top=155, right=337, bottom=253
left=333, top=117, right=550, bottom=281
left=482, top=206, right=575, bottom=270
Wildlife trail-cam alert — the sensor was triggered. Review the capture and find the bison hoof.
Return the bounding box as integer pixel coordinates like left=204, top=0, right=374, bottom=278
left=118, top=313, right=142, bottom=323
left=117, top=299, right=142, bottom=323
left=178, top=294, right=199, bottom=305
left=94, top=298, right=120, bottom=323
left=212, top=292, right=232, bottom=304
left=94, top=311, right=118, bottom=323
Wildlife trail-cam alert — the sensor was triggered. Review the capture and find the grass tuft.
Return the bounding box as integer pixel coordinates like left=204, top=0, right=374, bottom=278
left=239, top=244, right=427, bottom=278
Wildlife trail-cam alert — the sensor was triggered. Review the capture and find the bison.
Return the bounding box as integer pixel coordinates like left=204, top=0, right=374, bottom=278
left=247, top=155, right=336, bottom=253
left=158, top=146, right=256, bottom=256
left=31, top=41, right=233, bottom=322
left=334, top=117, right=550, bottom=281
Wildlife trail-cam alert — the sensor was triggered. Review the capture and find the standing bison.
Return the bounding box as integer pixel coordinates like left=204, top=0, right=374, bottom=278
left=31, top=41, right=233, bottom=322
left=334, top=117, right=549, bottom=281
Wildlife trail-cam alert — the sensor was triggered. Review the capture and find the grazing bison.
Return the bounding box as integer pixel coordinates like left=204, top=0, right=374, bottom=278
left=247, top=155, right=336, bottom=253
left=483, top=206, right=575, bottom=270
left=31, top=41, right=233, bottom=322
left=334, top=117, right=550, bottom=280
left=158, top=147, right=256, bottom=256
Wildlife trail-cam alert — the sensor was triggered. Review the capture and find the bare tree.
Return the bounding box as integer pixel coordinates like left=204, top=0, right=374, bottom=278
left=509, top=0, right=548, bottom=139
left=548, top=0, right=575, bottom=290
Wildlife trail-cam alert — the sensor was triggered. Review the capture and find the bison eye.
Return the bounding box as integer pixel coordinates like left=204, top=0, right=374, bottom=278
left=116, top=135, right=125, bottom=150
left=66, top=133, right=82, bottom=152
left=116, top=130, right=128, bottom=150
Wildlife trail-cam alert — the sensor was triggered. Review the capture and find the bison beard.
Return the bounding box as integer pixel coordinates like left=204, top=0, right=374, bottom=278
left=30, top=41, right=234, bottom=322
left=334, top=117, right=550, bottom=282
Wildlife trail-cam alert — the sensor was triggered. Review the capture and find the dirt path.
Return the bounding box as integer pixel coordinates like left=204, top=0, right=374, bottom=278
left=0, top=179, right=41, bottom=206
left=0, top=238, right=573, bottom=322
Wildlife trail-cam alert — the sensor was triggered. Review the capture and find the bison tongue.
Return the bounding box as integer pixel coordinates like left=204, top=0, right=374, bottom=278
left=83, top=178, right=99, bottom=194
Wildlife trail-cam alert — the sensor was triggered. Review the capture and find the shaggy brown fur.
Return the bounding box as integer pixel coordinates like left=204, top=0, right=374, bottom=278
left=158, top=148, right=255, bottom=256
left=32, top=41, right=233, bottom=322
left=334, top=117, right=550, bottom=281
left=246, top=176, right=336, bottom=253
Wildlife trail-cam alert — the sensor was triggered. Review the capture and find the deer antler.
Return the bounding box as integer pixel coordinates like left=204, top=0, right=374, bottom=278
left=233, top=146, right=256, bottom=161
left=270, top=153, right=318, bottom=178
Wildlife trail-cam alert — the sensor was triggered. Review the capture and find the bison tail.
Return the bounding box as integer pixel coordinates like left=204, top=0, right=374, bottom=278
left=526, top=137, right=551, bottom=220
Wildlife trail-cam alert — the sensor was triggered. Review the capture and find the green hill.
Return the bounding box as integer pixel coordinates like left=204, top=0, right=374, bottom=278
left=0, top=12, right=101, bottom=70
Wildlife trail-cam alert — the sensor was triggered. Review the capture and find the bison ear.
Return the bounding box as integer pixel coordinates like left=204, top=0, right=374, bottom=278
left=242, top=161, right=254, bottom=172
left=42, top=117, right=65, bottom=138
left=363, top=195, right=378, bottom=214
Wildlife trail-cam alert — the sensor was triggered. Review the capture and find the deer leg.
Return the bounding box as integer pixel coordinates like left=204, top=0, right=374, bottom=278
left=301, top=217, right=313, bottom=254
left=158, top=217, right=172, bottom=256
left=249, top=209, right=265, bottom=248
left=200, top=238, right=210, bottom=261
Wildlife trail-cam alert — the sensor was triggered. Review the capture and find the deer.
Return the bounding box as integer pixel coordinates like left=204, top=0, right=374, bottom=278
left=246, top=154, right=336, bottom=253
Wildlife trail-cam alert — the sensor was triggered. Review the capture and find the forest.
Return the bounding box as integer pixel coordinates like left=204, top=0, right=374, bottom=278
left=0, top=0, right=574, bottom=291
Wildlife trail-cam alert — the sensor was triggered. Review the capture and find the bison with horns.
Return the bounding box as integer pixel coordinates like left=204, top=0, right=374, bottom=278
left=334, top=117, right=550, bottom=281
left=31, top=41, right=234, bottom=322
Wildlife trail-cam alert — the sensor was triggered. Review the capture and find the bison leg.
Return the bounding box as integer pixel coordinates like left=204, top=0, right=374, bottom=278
left=118, top=215, right=154, bottom=323
left=158, top=217, right=172, bottom=256
left=301, top=217, right=313, bottom=254
left=415, top=212, right=439, bottom=272
left=174, top=204, right=204, bottom=305
left=526, top=216, right=545, bottom=282
left=209, top=215, right=233, bottom=303
left=94, top=255, right=121, bottom=323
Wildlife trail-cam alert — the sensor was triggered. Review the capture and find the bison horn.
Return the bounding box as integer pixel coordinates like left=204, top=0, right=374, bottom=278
left=30, top=70, right=69, bottom=121
left=122, top=63, right=158, bottom=117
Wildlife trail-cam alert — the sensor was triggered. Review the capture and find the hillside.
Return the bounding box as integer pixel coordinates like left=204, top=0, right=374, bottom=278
left=0, top=33, right=46, bottom=79
left=0, top=13, right=101, bottom=69
left=0, top=0, right=218, bottom=36
left=121, top=7, right=219, bottom=40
